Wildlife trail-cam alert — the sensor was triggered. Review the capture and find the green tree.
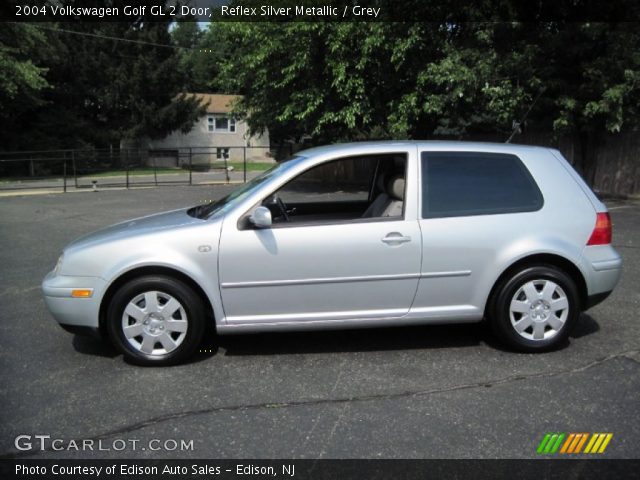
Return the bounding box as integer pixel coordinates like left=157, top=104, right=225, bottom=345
left=526, top=22, right=640, bottom=181
left=1, top=2, right=206, bottom=151
left=0, top=23, right=51, bottom=149
left=216, top=22, right=533, bottom=144
left=37, top=17, right=205, bottom=148
left=216, top=18, right=639, bottom=178
left=172, top=20, right=231, bottom=93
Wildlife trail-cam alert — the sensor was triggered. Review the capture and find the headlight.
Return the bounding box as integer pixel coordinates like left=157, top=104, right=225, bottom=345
left=54, top=253, right=64, bottom=274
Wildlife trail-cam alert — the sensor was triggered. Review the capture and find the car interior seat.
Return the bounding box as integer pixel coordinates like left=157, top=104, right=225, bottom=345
left=362, top=174, right=405, bottom=218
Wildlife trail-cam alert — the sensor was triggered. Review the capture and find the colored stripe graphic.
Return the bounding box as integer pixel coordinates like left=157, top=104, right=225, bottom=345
left=560, top=433, right=575, bottom=453
left=537, top=433, right=552, bottom=454
left=537, top=433, right=566, bottom=454
left=574, top=433, right=589, bottom=453
left=545, top=434, right=558, bottom=453
left=567, top=433, right=583, bottom=453
left=592, top=434, right=607, bottom=452
left=584, top=434, right=599, bottom=453
left=550, top=433, right=565, bottom=453
left=540, top=433, right=614, bottom=455
left=584, top=433, right=614, bottom=454
left=598, top=434, right=613, bottom=453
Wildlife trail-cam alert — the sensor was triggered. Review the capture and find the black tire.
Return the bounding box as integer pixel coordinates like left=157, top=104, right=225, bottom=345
left=107, top=275, right=206, bottom=366
left=490, top=265, right=580, bottom=352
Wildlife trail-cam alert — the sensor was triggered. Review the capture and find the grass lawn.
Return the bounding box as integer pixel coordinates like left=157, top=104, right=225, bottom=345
left=78, top=167, right=183, bottom=178
left=226, top=161, right=273, bottom=172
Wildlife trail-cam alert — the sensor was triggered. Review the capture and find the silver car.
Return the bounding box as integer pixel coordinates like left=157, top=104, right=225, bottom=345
left=42, top=142, right=622, bottom=365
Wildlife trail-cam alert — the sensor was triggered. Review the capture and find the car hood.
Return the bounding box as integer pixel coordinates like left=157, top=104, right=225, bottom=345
left=66, top=208, right=203, bottom=252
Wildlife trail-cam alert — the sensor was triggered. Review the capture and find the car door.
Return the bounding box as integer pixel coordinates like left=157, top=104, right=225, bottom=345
left=217, top=149, right=421, bottom=325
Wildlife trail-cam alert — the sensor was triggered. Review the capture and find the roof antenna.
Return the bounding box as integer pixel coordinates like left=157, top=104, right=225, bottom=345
left=506, top=88, right=545, bottom=143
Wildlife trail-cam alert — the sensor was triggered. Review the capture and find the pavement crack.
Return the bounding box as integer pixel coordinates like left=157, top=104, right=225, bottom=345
left=3, top=348, right=638, bottom=459
left=300, top=357, right=347, bottom=452
left=0, top=286, right=39, bottom=298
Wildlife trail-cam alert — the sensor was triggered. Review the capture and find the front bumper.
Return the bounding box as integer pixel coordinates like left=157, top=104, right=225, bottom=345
left=42, top=270, right=106, bottom=330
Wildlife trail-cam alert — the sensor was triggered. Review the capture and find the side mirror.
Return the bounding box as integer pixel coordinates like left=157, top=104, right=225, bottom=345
left=249, top=206, right=272, bottom=228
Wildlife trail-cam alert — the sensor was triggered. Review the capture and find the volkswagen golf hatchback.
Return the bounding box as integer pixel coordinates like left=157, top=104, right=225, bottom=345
left=43, top=142, right=622, bottom=365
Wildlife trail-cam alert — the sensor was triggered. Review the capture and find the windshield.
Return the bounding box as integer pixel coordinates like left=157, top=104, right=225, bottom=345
left=188, top=157, right=302, bottom=219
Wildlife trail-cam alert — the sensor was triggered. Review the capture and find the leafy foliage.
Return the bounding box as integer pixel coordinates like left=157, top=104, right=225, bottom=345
left=0, top=3, right=205, bottom=150
left=214, top=20, right=639, bottom=149
left=0, top=24, right=50, bottom=142
left=1, top=1, right=638, bottom=175
left=171, top=20, right=230, bottom=94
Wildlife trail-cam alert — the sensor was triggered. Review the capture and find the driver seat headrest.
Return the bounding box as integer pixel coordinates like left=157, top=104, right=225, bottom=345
left=387, top=176, right=405, bottom=201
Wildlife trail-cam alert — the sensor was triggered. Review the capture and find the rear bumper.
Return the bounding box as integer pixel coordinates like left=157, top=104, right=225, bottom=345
left=42, top=270, right=105, bottom=329
left=581, top=245, right=622, bottom=304
left=585, top=290, right=613, bottom=310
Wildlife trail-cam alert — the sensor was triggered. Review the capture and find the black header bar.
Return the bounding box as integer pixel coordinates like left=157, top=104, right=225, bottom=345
left=2, top=459, right=639, bottom=480
left=2, top=0, right=640, bottom=23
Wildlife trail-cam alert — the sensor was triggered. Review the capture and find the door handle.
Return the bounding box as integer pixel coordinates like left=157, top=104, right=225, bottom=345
left=381, top=233, right=411, bottom=245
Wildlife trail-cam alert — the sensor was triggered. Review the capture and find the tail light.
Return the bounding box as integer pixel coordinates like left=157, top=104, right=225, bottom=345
left=587, top=212, right=612, bottom=245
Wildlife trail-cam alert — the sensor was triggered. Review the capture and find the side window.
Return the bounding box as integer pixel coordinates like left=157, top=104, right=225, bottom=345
left=264, top=154, right=407, bottom=225
left=278, top=157, right=375, bottom=204
left=421, top=152, right=543, bottom=218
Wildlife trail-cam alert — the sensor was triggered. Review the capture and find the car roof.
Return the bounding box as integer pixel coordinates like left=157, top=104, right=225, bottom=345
left=296, top=140, right=549, bottom=158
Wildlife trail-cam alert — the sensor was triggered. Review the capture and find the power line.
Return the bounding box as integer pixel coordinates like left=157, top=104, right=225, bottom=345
left=13, top=22, right=196, bottom=50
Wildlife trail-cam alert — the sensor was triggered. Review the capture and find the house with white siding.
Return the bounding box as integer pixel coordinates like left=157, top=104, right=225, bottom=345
left=147, top=93, right=271, bottom=166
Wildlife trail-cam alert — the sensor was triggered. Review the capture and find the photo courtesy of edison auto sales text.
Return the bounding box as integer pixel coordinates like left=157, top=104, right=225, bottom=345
left=15, top=463, right=295, bottom=477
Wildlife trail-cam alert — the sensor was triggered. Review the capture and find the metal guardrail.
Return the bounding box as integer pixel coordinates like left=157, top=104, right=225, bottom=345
left=0, top=146, right=273, bottom=192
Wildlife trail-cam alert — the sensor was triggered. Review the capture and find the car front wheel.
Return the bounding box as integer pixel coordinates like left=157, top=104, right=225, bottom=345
left=490, top=265, right=580, bottom=352
left=107, top=275, right=206, bottom=365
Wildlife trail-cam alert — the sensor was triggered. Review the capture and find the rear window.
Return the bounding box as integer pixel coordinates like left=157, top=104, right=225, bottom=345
left=421, top=152, right=543, bottom=218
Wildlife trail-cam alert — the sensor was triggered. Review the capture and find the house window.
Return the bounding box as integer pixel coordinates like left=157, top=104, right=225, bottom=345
left=215, top=116, right=228, bottom=131
left=207, top=114, right=236, bottom=133
left=216, top=148, right=230, bottom=160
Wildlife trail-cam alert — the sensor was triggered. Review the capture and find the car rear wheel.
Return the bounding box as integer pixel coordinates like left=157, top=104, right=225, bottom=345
left=490, top=265, right=580, bottom=352
left=107, top=275, right=206, bottom=365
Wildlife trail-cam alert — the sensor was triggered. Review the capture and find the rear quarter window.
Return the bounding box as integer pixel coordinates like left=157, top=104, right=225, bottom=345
left=421, top=152, right=543, bottom=218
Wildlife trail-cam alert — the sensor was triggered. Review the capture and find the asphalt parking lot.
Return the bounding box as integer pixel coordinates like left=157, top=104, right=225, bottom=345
left=0, top=186, right=638, bottom=459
